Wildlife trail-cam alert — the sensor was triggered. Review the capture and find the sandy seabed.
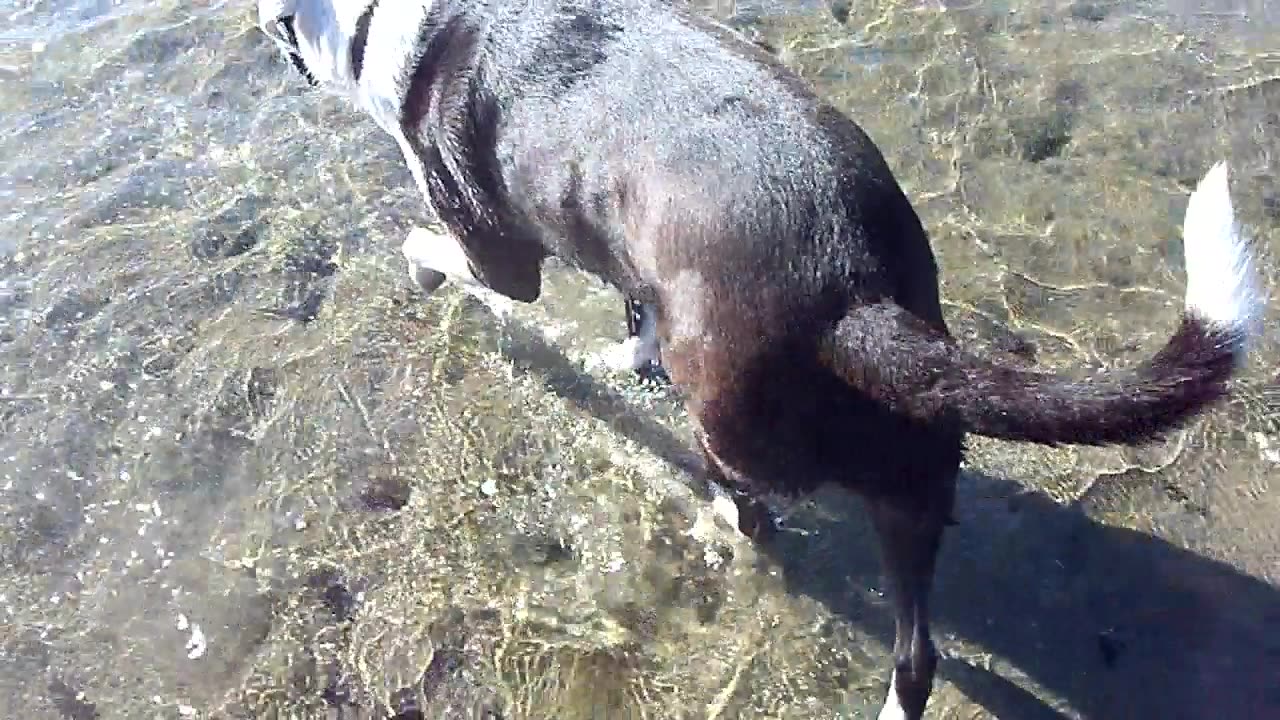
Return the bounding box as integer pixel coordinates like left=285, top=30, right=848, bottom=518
left=1, top=1, right=1277, bottom=718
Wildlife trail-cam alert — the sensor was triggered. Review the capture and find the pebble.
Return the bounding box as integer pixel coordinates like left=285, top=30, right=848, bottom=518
left=185, top=623, right=207, bottom=659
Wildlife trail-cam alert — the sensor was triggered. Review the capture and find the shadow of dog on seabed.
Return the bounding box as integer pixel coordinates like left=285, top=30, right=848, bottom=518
left=752, top=469, right=1280, bottom=720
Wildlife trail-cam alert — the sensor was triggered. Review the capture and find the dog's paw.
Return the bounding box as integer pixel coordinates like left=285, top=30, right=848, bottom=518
left=399, top=226, right=515, bottom=319
left=402, top=226, right=476, bottom=282
left=406, top=261, right=447, bottom=294
left=634, top=359, right=670, bottom=385
left=710, top=494, right=741, bottom=532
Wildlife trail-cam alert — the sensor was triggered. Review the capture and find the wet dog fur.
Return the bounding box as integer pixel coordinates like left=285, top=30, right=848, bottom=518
left=256, top=1, right=1263, bottom=717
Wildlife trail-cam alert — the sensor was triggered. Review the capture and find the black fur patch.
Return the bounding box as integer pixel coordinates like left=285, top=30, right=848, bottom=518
left=350, top=0, right=381, bottom=82
left=278, top=16, right=317, bottom=86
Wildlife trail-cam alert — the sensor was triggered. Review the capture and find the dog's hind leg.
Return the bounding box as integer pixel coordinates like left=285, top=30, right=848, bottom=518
left=868, top=489, right=952, bottom=720
left=625, top=298, right=667, bottom=381
left=587, top=298, right=664, bottom=378
left=695, top=429, right=781, bottom=542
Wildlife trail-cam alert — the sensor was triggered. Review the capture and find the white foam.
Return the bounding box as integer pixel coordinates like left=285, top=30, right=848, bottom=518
left=1181, top=161, right=1263, bottom=353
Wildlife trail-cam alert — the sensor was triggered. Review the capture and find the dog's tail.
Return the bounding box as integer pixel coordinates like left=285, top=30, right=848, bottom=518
left=822, top=161, right=1264, bottom=446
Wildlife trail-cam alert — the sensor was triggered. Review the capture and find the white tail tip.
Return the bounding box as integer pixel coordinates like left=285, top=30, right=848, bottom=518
left=1181, top=161, right=1263, bottom=345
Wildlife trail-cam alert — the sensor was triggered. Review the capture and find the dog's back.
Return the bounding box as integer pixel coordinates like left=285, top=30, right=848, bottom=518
left=415, top=1, right=947, bottom=331
left=434, top=2, right=971, bottom=499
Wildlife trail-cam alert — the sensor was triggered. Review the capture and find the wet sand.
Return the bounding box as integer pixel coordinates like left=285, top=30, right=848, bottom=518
left=1, top=0, right=1277, bottom=718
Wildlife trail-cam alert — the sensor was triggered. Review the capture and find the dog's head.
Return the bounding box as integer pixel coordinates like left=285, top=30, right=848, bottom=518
left=257, top=0, right=371, bottom=92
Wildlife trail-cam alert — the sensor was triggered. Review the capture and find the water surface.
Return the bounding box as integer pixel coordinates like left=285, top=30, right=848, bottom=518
left=1, top=1, right=1278, bottom=718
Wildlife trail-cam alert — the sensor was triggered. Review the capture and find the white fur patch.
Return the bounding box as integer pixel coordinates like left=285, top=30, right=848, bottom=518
left=1181, top=161, right=1263, bottom=351
left=258, top=1, right=435, bottom=124
left=877, top=671, right=908, bottom=720
left=258, top=0, right=299, bottom=23
left=358, top=0, right=436, bottom=125
left=402, top=226, right=475, bottom=282
left=710, top=493, right=740, bottom=531
left=401, top=226, right=512, bottom=317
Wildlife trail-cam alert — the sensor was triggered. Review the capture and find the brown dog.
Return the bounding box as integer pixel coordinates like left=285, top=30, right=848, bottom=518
left=257, top=1, right=1264, bottom=716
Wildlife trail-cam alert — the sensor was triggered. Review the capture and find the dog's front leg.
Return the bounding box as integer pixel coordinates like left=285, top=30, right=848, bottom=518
left=401, top=226, right=516, bottom=318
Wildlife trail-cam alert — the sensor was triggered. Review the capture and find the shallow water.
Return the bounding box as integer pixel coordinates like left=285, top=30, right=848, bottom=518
left=1, top=0, right=1278, bottom=718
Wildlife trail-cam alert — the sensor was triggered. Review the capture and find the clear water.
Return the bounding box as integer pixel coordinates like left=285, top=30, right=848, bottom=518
left=1, top=1, right=1277, bottom=718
